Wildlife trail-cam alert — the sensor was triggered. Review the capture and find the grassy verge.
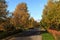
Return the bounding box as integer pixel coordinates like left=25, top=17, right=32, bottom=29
left=42, top=33, right=55, bottom=40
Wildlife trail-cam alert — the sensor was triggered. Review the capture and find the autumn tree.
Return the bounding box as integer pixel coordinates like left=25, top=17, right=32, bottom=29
left=0, top=0, right=9, bottom=31
left=34, top=21, right=40, bottom=28
left=27, top=17, right=35, bottom=28
left=27, top=17, right=40, bottom=29
left=40, top=0, right=60, bottom=30
left=11, top=3, right=30, bottom=29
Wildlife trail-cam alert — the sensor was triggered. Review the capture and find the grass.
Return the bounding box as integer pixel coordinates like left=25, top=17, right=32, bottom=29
left=42, top=33, right=55, bottom=40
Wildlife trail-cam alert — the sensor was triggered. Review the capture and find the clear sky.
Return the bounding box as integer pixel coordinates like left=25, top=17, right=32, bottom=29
left=6, top=0, right=47, bottom=21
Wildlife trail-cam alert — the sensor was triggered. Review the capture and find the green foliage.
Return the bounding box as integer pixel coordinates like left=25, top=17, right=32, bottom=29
left=40, top=0, right=60, bottom=30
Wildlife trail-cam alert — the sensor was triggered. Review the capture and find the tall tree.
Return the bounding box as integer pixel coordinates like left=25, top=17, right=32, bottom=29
left=11, top=3, right=30, bottom=29
left=0, top=0, right=8, bottom=20
left=40, top=0, right=60, bottom=30
left=0, top=0, right=8, bottom=31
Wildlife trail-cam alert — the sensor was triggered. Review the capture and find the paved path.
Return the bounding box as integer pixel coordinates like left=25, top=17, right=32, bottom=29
left=2, top=31, right=42, bottom=40
left=2, top=35, right=42, bottom=40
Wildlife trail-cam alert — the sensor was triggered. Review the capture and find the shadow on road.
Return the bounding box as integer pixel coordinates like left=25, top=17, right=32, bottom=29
left=14, top=31, right=47, bottom=37
left=0, top=31, right=47, bottom=40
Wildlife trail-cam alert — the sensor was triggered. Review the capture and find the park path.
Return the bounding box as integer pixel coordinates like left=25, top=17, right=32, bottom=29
left=2, top=35, right=42, bottom=40
left=2, top=31, right=42, bottom=40
left=8, top=35, right=42, bottom=40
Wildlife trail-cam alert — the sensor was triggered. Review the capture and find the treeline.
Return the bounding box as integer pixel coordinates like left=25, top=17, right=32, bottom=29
left=0, top=0, right=40, bottom=32
left=0, top=0, right=60, bottom=36
left=1, top=0, right=60, bottom=39
left=0, top=0, right=40, bottom=39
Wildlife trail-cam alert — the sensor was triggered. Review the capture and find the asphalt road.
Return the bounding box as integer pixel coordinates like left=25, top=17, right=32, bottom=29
left=2, top=31, right=42, bottom=40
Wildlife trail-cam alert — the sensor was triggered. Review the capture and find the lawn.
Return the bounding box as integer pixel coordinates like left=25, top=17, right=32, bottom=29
left=42, top=33, right=55, bottom=40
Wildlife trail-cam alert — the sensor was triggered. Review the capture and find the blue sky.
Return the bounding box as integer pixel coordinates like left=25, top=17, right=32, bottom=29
left=6, top=0, right=47, bottom=21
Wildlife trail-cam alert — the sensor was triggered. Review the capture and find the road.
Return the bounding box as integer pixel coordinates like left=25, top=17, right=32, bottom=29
left=2, top=31, right=42, bottom=40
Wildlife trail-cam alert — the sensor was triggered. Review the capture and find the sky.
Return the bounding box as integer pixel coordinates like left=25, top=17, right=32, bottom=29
left=6, top=0, right=47, bottom=21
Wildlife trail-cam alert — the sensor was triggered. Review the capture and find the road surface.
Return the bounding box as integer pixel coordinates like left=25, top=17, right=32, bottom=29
left=2, top=31, right=42, bottom=40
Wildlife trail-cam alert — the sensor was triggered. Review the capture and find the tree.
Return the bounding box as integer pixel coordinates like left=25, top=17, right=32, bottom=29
left=28, top=17, right=35, bottom=28
left=11, top=3, right=30, bottom=29
left=34, top=21, right=40, bottom=28
left=0, top=0, right=8, bottom=31
left=27, top=17, right=40, bottom=29
left=0, top=0, right=8, bottom=20
left=40, top=0, right=60, bottom=30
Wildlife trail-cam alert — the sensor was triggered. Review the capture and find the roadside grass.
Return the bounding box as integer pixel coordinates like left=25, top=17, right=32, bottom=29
left=42, top=33, right=55, bottom=40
